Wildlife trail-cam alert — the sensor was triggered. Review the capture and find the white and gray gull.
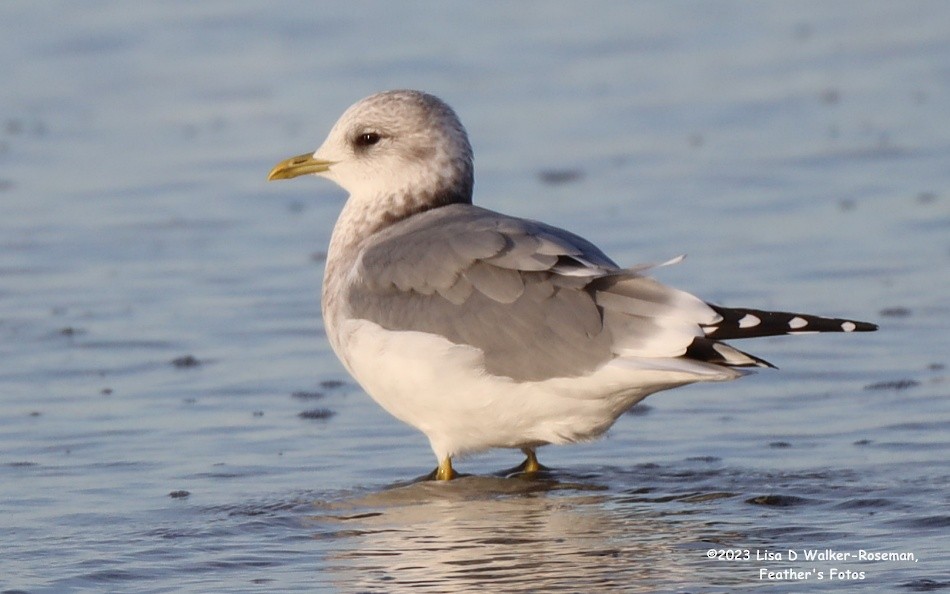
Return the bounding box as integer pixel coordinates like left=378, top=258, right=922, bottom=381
left=268, top=90, right=877, bottom=480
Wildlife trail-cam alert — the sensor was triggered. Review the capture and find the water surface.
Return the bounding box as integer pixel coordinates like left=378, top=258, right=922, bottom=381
left=1, top=2, right=948, bottom=592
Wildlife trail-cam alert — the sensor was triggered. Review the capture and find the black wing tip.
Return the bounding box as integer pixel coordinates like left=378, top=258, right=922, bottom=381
left=705, top=305, right=879, bottom=338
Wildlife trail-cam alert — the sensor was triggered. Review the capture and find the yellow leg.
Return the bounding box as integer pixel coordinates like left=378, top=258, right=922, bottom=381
left=521, top=448, right=542, bottom=473
left=434, top=456, right=455, bottom=481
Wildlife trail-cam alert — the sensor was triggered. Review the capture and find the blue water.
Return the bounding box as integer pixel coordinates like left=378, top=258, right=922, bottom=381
left=1, top=2, right=947, bottom=592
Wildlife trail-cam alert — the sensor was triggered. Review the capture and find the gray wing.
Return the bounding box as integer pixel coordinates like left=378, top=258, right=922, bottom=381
left=345, top=204, right=720, bottom=382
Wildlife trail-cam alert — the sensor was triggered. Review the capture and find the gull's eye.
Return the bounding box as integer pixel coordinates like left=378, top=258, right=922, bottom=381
left=355, top=132, right=382, bottom=148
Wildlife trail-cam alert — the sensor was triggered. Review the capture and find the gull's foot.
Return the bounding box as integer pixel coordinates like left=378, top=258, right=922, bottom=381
left=499, top=448, right=552, bottom=478
left=424, top=457, right=458, bottom=481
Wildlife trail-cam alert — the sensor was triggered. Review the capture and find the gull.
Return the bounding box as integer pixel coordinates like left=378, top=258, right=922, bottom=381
left=268, top=90, right=877, bottom=480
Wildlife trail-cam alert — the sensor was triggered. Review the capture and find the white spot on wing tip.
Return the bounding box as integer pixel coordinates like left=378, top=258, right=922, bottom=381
left=788, top=316, right=808, bottom=329
left=842, top=321, right=856, bottom=332
left=738, top=314, right=761, bottom=328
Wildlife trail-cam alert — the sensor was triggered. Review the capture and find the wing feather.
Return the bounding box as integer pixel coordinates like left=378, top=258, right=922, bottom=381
left=346, top=204, right=723, bottom=382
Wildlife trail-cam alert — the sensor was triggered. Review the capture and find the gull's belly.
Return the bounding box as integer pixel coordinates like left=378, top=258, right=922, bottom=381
left=333, top=318, right=715, bottom=460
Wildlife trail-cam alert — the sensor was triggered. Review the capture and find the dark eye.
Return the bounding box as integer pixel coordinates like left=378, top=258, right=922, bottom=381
left=355, top=132, right=381, bottom=147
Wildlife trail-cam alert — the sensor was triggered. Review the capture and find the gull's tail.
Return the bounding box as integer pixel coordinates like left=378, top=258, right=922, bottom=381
left=682, top=305, right=878, bottom=369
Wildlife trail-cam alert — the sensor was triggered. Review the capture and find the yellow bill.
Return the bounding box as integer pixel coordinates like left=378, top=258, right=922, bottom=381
left=267, top=153, right=333, bottom=181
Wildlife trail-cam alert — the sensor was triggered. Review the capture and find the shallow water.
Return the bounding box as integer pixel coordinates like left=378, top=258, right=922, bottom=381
left=1, top=1, right=948, bottom=592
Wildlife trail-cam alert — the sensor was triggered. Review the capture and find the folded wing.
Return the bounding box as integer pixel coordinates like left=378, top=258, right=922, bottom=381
left=346, top=204, right=753, bottom=382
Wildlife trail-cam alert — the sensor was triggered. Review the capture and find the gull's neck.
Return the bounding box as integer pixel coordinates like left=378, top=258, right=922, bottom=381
left=332, top=187, right=471, bottom=250
left=326, top=150, right=474, bottom=252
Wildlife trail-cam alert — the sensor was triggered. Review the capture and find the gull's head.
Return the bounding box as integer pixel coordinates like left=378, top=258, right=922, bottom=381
left=268, top=90, right=474, bottom=208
